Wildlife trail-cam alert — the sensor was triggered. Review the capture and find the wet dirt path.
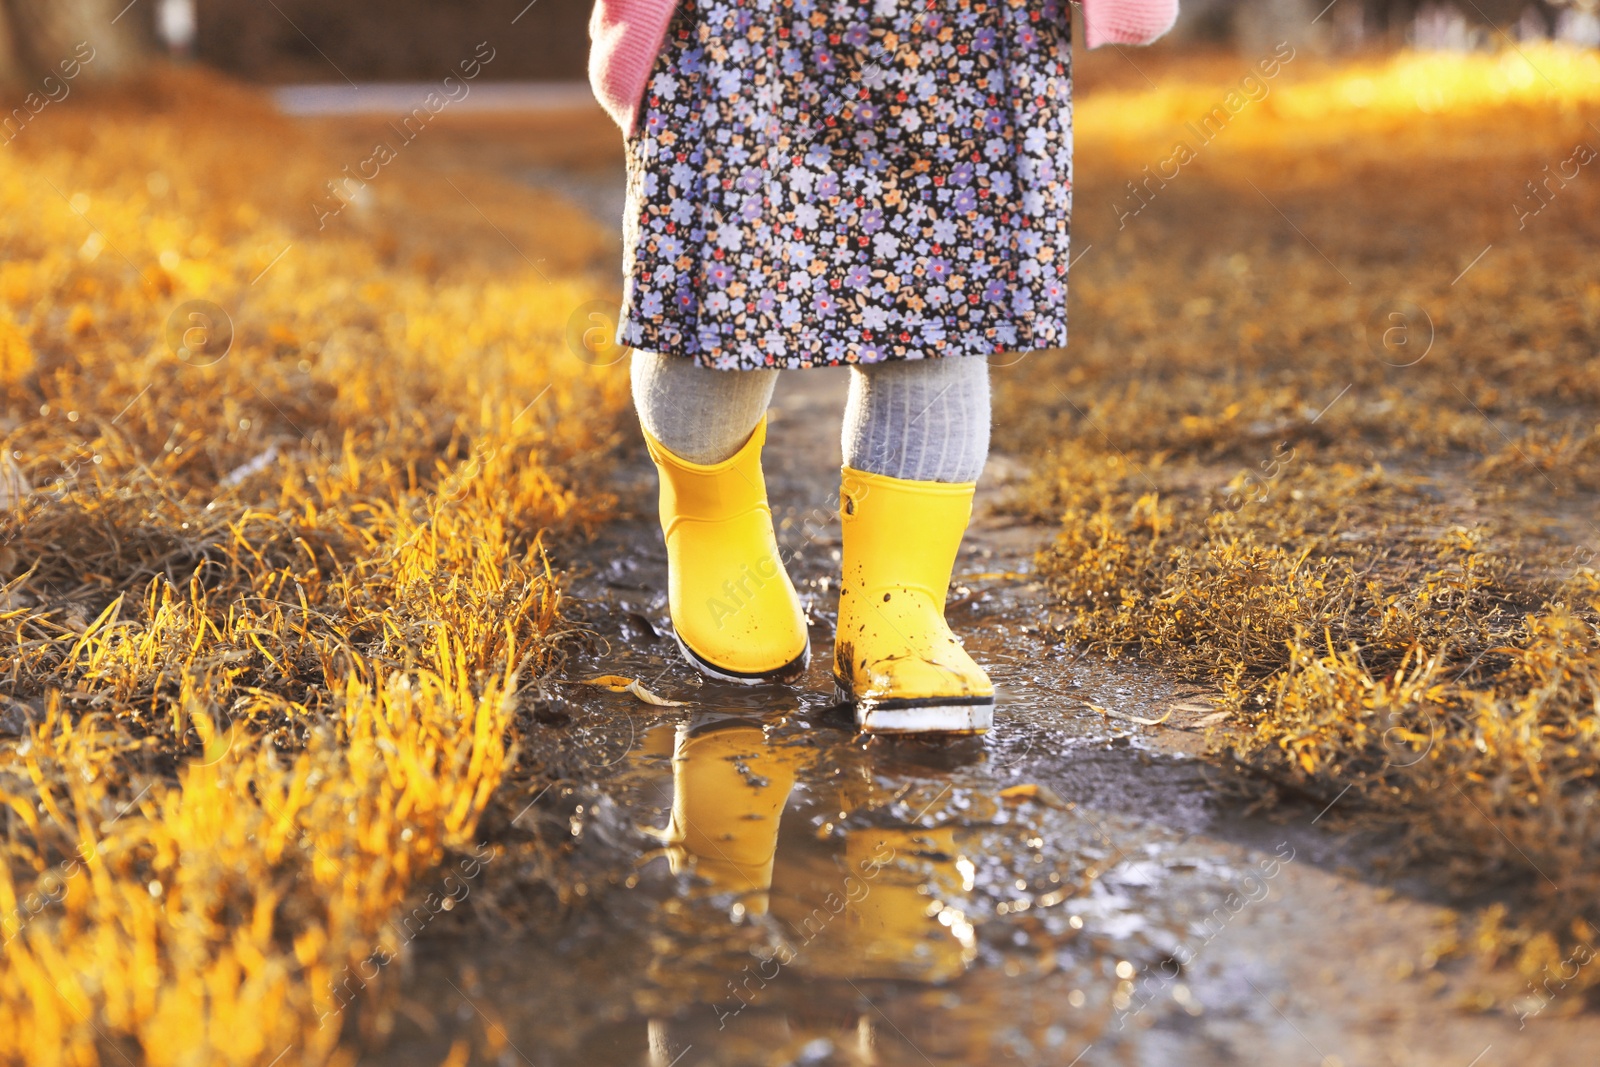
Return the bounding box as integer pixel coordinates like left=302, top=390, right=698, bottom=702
left=365, top=369, right=1599, bottom=1067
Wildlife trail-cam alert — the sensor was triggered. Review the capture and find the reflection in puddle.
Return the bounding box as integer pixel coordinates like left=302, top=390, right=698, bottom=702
left=615, top=711, right=1010, bottom=1067
left=643, top=715, right=977, bottom=999
left=650, top=718, right=797, bottom=914
left=375, top=668, right=1315, bottom=1067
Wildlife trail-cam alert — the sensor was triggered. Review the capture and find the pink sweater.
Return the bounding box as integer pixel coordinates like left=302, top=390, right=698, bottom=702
left=589, top=0, right=1179, bottom=136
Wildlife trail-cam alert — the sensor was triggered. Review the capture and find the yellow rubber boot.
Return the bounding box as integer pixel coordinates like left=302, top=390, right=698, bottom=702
left=833, top=467, right=995, bottom=734
left=644, top=417, right=810, bottom=683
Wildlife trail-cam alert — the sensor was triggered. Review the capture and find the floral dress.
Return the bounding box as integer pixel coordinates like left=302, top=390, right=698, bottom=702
left=618, top=0, right=1074, bottom=371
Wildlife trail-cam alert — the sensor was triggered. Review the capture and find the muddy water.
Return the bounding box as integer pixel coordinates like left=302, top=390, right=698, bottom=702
left=366, top=372, right=1598, bottom=1067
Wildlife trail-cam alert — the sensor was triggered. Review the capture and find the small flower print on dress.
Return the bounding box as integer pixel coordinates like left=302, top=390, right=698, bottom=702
left=619, top=0, right=1074, bottom=371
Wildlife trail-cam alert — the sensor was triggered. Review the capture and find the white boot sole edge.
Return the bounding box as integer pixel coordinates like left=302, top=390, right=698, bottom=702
left=837, top=684, right=995, bottom=736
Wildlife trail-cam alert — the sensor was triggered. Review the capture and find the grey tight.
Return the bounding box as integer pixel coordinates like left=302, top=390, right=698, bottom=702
left=629, top=352, right=779, bottom=465
left=630, top=350, right=990, bottom=484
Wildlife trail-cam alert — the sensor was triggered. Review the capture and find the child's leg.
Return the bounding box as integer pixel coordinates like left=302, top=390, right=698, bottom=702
left=834, top=355, right=995, bottom=735
left=840, top=355, right=991, bottom=484
left=631, top=349, right=808, bottom=683
left=631, top=349, right=779, bottom=464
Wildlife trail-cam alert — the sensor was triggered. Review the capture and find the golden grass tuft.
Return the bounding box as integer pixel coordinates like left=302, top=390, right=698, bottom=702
left=1003, top=45, right=1600, bottom=995
left=0, top=69, right=630, bottom=1064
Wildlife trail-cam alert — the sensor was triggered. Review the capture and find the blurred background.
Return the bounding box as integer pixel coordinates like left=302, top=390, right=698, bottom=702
left=1, top=0, right=1598, bottom=85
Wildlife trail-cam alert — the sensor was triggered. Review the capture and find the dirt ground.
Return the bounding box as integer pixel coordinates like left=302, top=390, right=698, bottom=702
left=360, top=365, right=1600, bottom=1066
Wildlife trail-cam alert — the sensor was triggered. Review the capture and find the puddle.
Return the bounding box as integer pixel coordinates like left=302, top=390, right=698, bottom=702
left=359, top=372, right=1600, bottom=1067
left=388, top=684, right=1231, bottom=1067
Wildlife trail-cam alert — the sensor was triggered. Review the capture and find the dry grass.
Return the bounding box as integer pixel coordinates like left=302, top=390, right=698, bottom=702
left=998, top=43, right=1600, bottom=998
left=5, top=38, right=1599, bottom=1061
left=0, top=71, right=630, bottom=1065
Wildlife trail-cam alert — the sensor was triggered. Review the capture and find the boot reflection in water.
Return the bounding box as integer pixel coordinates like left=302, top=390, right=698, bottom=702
left=658, top=716, right=800, bottom=915
left=771, top=825, right=977, bottom=985
left=658, top=717, right=976, bottom=983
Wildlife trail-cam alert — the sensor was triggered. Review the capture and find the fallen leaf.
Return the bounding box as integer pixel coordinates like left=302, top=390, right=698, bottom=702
left=999, top=783, right=1069, bottom=810
left=579, top=674, right=638, bottom=691
left=575, top=675, right=687, bottom=707
left=1087, top=703, right=1173, bottom=726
